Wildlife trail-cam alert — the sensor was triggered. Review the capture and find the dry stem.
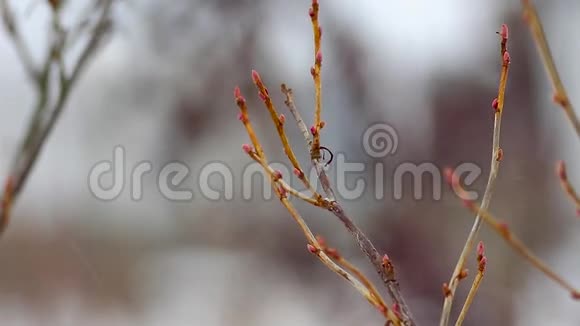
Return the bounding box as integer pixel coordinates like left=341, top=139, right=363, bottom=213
left=521, top=0, right=580, bottom=138
left=251, top=72, right=322, bottom=203
left=281, top=83, right=415, bottom=324
left=235, top=87, right=402, bottom=325
left=455, top=242, right=487, bottom=326
left=440, top=24, right=511, bottom=326
left=446, top=169, right=580, bottom=300
left=309, top=0, right=323, bottom=160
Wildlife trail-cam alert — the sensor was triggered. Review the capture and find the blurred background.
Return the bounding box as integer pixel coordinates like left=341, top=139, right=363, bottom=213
left=0, top=0, right=579, bottom=325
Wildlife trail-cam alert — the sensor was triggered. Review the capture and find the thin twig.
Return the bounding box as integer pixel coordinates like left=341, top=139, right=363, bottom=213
left=234, top=89, right=402, bottom=325
left=455, top=242, right=487, bottom=326
left=316, top=235, right=388, bottom=311
left=281, top=84, right=313, bottom=151
left=0, top=0, right=39, bottom=82
left=446, top=169, right=580, bottom=300
left=440, top=24, right=511, bottom=326
left=281, top=81, right=415, bottom=325
left=556, top=161, right=580, bottom=214
left=309, top=0, right=323, bottom=160
left=521, top=0, right=580, bottom=138
left=251, top=71, right=323, bottom=203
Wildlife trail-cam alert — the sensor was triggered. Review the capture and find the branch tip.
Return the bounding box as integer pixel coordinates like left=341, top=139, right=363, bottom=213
left=234, top=86, right=246, bottom=105
left=242, top=144, right=253, bottom=154
left=251, top=69, right=261, bottom=84
left=500, top=24, right=509, bottom=41
left=557, top=160, right=567, bottom=180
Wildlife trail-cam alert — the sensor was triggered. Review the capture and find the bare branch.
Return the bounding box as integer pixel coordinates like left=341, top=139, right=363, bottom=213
left=0, top=0, right=39, bottom=82
left=455, top=242, right=487, bottom=326
left=440, top=24, right=511, bottom=326
left=521, top=0, right=580, bottom=138
left=446, top=169, right=580, bottom=300
left=556, top=161, right=580, bottom=215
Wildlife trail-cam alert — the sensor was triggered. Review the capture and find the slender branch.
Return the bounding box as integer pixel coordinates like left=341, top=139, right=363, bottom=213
left=246, top=149, right=326, bottom=208
left=521, top=0, right=580, bottom=138
left=281, top=81, right=415, bottom=325
left=439, top=24, right=511, bottom=326
left=309, top=0, right=323, bottom=160
left=446, top=169, right=580, bottom=300
left=0, top=0, right=39, bottom=82
left=234, top=89, right=402, bottom=325
left=244, top=2, right=414, bottom=323
left=315, top=235, right=388, bottom=311
left=281, top=84, right=313, bottom=152
left=556, top=161, right=580, bottom=214
left=0, top=177, right=14, bottom=235
left=251, top=71, right=323, bottom=203
left=455, top=242, right=487, bottom=326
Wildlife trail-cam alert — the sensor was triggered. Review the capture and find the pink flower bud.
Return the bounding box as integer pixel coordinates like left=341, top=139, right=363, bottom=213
left=293, top=168, right=304, bottom=178
left=310, top=125, right=317, bottom=135
left=251, top=69, right=261, bottom=84
left=557, top=160, right=567, bottom=180
left=500, top=24, right=509, bottom=40
left=315, top=50, right=322, bottom=65
left=382, top=254, right=390, bottom=266
left=307, top=244, right=317, bottom=254
left=273, top=170, right=283, bottom=181
left=477, top=241, right=485, bottom=257
left=279, top=114, right=286, bottom=124
left=492, top=98, right=499, bottom=111
left=392, top=303, right=400, bottom=313
left=234, top=86, right=245, bottom=105
left=242, top=144, right=252, bottom=154
left=503, top=51, right=510, bottom=64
